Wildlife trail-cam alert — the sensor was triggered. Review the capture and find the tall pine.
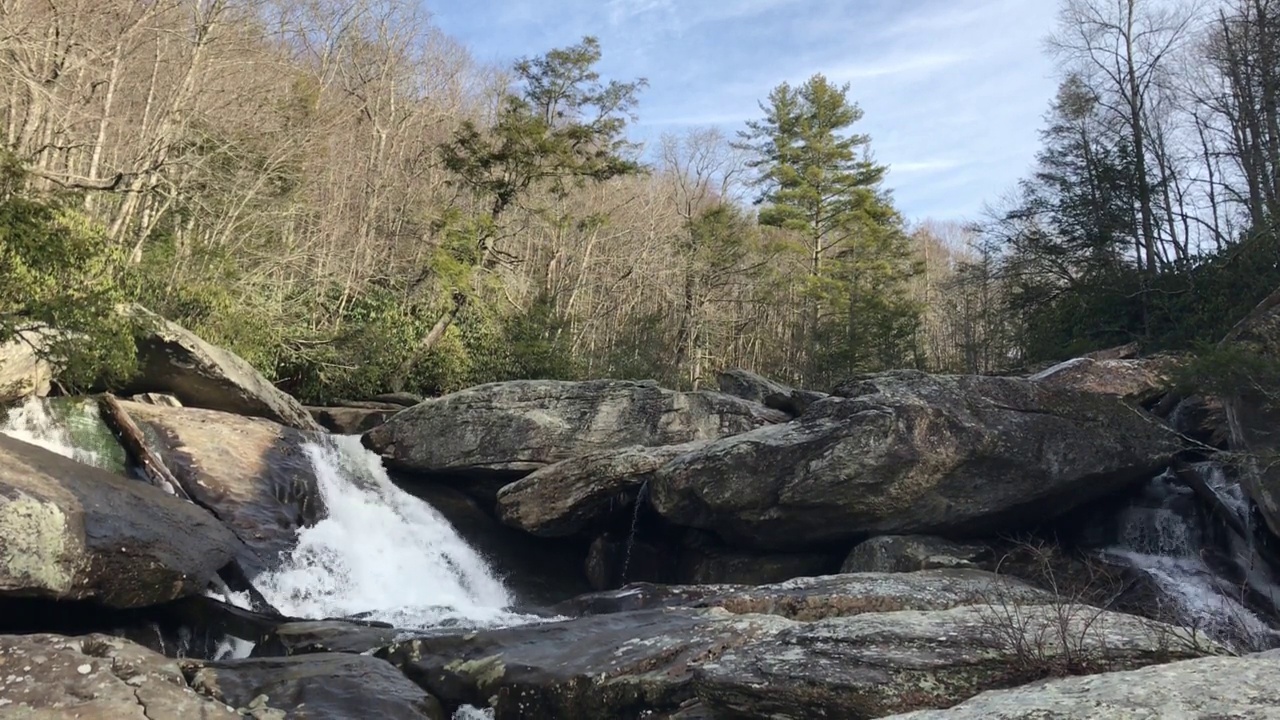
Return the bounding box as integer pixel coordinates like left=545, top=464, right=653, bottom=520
left=737, top=74, right=919, bottom=385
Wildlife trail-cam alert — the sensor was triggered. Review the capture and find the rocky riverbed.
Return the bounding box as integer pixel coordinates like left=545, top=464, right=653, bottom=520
left=2, top=302, right=1280, bottom=718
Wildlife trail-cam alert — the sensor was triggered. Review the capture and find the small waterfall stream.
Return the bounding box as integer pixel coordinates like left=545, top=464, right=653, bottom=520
left=1088, top=467, right=1280, bottom=652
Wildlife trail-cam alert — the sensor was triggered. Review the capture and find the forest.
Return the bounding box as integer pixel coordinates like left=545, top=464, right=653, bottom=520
left=2, top=0, right=1279, bottom=401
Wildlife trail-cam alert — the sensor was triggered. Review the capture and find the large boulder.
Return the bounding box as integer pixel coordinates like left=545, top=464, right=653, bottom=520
left=0, top=327, right=56, bottom=404
left=0, top=433, right=239, bottom=608
left=380, top=570, right=1207, bottom=720
left=1029, top=356, right=1174, bottom=403
left=883, top=650, right=1280, bottom=720
left=120, top=401, right=325, bottom=577
left=693, top=604, right=1213, bottom=719
left=124, top=306, right=321, bottom=431
left=363, top=379, right=787, bottom=480
left=189, top=653, right=445, bottom=719
left=0, top=633, right=240, bottom=719
left=651, top=371, right=1180, bottom=551
left=495, top=442, right=706, bottom=537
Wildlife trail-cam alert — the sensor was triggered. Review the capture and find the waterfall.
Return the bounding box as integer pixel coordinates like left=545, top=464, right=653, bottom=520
left=229, top=435, right=533, bottom=630
left=0, top=397, right=123, bottom=471
left=2, top=397, right=534, bottom=633
left=1097, top=469, right=1280, bottom=652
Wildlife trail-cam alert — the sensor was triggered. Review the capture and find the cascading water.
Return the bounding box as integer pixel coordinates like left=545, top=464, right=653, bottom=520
left=244, top=435, right=531, bottom=630
left=1092, top=467, right=1280, bottom=652
left=2, top=397, right=536, bottom=634
left=0, top=396, right=123, bottom=471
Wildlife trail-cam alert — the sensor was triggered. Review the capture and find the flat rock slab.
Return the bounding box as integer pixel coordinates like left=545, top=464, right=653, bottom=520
left=363, top=379, right=787, bottom=480
left=0, top=433, right=238, bottom=607
left=652, top=370, right=1180, bottom=551
left=883, top=650, right=1280, bottom=720
left=0, top=633, right=239, bottom=719
left=190, top=653, right=444, bottom=719
left=379, top=608, right=789, bottom=720
left=842, top=535, right=993, bottom=573
left=694, top=603, right=1214, bottom=719
left=555, top=569, right=1052, bottom=620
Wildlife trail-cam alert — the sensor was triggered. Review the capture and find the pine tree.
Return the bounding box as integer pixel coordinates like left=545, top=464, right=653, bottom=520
left=737, top=74, right=919, bottom=385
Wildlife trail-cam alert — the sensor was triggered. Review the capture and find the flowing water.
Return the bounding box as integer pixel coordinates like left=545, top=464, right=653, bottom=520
left=1094, top=468, right=1280, bottom=652
left=1, top=398, right=536, bottom=635
left=0, top=397, right=125, bottom=471
left=244, top=434, right=531, bottom=630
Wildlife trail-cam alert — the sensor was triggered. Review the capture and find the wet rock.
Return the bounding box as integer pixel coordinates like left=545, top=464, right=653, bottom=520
left=189, top=653, right=444, bottom=719
left=256, top=621, right=402, bottom=657
left=378, top=608, right=788, bottom=720
left=363, top=379, right=787, bottom=484
left=554, top=569, right=1053, bottom=620
left=883, top=650, right=1280, bottom=720
left=842, top=535, right=993, bottom=573
left=120, top=402, right=325, bottom=577
left=123, top=305, right=321, bottom=431
left=1029, top=356, right=1174, bottom=403
left=0, top=327, right=56, bottom=403
left=585, top=533, right=672, bottom=590
left=495, top=442, right=705, bottom=538
left=651, top=370, right=1180, bottom=551
left=693, top=604, right=1214, bottom=719
left=307, top=406, right=398, bottom=435
left=0, top=433, right=238, bottom=607
left=396, top=481, right=591, bottom=607
left=0, top=633, right=239, bottom=718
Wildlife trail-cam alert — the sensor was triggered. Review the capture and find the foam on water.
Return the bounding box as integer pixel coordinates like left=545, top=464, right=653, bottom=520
left=0, top=397, right=104, bottom=466
left=247, top=435, right=534, bottom=630
left=452, top=706, right=495, bottom=720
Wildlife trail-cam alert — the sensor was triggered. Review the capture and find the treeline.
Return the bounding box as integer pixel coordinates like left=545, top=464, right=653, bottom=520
left=966, top=0, right=1280, bottom=365
left=3, top=0, right=1278, bottom=401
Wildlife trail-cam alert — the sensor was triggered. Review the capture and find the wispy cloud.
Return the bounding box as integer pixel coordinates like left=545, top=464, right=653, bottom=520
left=429, top=0, right=1061, bottom=222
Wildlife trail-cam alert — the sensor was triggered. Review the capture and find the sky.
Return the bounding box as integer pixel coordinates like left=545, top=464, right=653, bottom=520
left=427, top=0, right=1061, bottom=223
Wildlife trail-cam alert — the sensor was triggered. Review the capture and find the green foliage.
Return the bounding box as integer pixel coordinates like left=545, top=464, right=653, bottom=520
left=0, top=150, right=136, bottom=389
left=440, top=36, right=647, bottom=218
left=1171, top=342, right=1280, bottom=403
left=737, top=74, right=921, bottom=385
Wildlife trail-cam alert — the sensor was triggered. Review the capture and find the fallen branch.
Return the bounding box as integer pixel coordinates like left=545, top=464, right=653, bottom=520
left=98, top=393, right=186, bottom=498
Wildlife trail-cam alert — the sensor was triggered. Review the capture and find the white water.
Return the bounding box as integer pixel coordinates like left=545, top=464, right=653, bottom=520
left=452, top=706, right=495, bottom=720
left=1102, top=472, right=1280, bottom=651
left=244, top=435, right=533, bottom=630
left=3, top=398, right=534, bottom=633
left=1, top=397, right=106, bottom=467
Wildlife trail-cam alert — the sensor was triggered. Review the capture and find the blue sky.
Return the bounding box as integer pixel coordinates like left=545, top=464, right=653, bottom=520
left=428, top=0, right=1060, bottom=223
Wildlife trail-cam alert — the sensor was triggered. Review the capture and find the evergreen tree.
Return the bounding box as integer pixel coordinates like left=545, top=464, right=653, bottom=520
left=392, top=37, right=647, bottom=390
left=737, top=74, right=919, bottom=385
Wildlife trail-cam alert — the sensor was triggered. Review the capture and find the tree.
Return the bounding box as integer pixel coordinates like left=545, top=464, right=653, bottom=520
left=736, top=73, right=918, bottom=384
left=0, top=150, right=136, bottom=387
left=391, top=36, right=647, bottom=390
